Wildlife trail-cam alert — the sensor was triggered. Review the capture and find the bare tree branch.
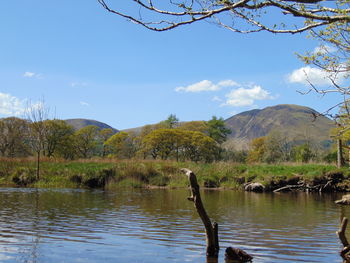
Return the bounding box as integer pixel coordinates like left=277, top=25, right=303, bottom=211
left=98, top=0, right=350, bottom=33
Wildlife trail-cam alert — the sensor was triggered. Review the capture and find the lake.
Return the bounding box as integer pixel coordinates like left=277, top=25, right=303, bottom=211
left=0, top=188, right=348, bottom=262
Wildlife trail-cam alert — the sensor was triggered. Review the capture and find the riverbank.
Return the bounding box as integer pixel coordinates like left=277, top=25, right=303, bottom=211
left=0, top=158, right=349, bottom=191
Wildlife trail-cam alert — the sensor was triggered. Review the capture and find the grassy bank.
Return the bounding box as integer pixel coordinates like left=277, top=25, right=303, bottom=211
left=0, top=158, right=349, bottom=191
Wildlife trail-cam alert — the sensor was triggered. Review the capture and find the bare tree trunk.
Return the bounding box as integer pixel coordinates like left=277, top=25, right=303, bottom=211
left=338, top=139, right=344, bottom=168
left=36, top=150, right=40, bottom=180
left=180, top=168, right=253, bottom=261
left=181, top=168, right=219, bottom=257
left=337, top=217, right=350, bottom=262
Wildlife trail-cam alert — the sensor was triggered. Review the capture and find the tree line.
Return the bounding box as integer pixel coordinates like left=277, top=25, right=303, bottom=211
left=0, top=114, right=340, bottom=164
left=0, top=115, right=230, bottom=162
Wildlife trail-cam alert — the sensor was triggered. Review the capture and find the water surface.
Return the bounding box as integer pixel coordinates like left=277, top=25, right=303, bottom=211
left=0, top=188, right=348, bottom=262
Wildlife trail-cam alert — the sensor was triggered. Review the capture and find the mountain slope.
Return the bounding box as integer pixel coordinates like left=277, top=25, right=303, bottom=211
left=64, top=119, right=118, bottom=133
left=224, top=104, right=334, bottom=150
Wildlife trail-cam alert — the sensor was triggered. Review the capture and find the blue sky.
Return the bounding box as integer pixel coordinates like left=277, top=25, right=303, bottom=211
left=0, top=1, right=345, bottom=129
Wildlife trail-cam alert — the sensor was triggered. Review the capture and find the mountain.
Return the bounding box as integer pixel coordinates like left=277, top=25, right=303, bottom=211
left=64, top=119, right=118, bottom=133
left=224, top=104, right=334, bottom=150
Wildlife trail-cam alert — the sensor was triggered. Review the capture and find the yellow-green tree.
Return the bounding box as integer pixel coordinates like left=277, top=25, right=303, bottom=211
left=99, top=128, right=114, bottom=157
left=247, top=137, right=266, bottom=163
left=43, top=120, right=75, bottom=157
left=104, top=131, right=136, bottom=158
left=74, top=125, right=99, bottom=158
left=142, top=129, right=178, bottom=160
left=141, top=128, right=218, bottom=162
left=0, top=117, right=30, bottom=157
left=178, top=121, right=208, bottom=133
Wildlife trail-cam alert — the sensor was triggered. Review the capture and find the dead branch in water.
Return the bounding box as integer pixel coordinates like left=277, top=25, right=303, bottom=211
left=180, top=168, right=252, bottom=261
left=181, top=168, right=219, bottom=257
left=337, top=217, right=350, bottom=262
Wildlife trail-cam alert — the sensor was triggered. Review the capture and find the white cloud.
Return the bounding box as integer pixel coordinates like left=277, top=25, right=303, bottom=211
left=287, top=66, right=346, bottom=86
left=212, top=96, right=222, bottom=102
left=71, top=82, right=88, bottom=88
left=80, top=101, right=89, bottom=106
left=313, top=45, right=337, bottom=54
left=223, top=85, right=274, bottom=107
left=23, top=72, right=42, bottom=79
left=0, top=93, right=26, bottom=116
left=23, top=72, right=35, bottom=78
left=175, top=80, right=219, bottom=92
left=217, top=80, right=240, bottom=87
left=175, top=79, right=241, bottom=93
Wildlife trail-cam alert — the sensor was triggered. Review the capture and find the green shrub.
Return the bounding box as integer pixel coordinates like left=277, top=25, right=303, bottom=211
left=149, top=175, right=169, bottom=186
left=12, top=167, right=37, bottom=186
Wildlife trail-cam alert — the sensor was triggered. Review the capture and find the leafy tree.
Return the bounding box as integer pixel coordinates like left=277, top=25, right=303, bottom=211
left=207, top=116, right=231, bottom=144
left=74, top=125, right=100, bottom=158
left=292, top=143, right=315, bottom=163
left=142, top=129, right=178, bottom=160
left=263, top=131, right=291, bottom=163
left=105, top=131, right=136, bottom=158
left=222, top=149, right=248, bottom=163
left=0, top=117, right=30, bottom=157
left=99, top=128, right=114, bottom=157
left=161, top=114, right=179, bottom=129
left=43, top=120, right=75, bottom=157
left=178, top=121, right=208, bottom=133
left=141, top=128, right=218, bottom=162
left=247, top=137, right=266, bottom=163
left=54, top=134, right=77, bottom=160
left=183, top=131, right=219, bottom=162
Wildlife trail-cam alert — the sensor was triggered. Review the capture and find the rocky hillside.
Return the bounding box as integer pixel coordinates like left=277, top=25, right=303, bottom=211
left=224, top=104, right=334, bottom=150
left=64, top=119, right=118, bottom=133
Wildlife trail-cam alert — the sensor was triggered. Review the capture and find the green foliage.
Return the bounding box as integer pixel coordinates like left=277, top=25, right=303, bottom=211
left=74, top=125, right=100, bottom=158
left=161, top=114, right=179, bottom=129
left=99, top=128, right=114, bottom=157
left=1, top=158, right=349, bottom=190
left=105, top=132, right=136, bottom=159
left=292, top=143, right=315, bottom=163
left=263, top=131, right=291, bottom=163
left=207, top=116, right=231, bottom=144
left=43, top=119, right=75, bottom=157
left=178, top=121, right=208, bottom=133
left=12, top=167, right=37, bottom=186
left=141, top=128, right=219, bottom=162
left=247, top=137, right=266, bottom=163
left=0, top=117, right=30, bottom=157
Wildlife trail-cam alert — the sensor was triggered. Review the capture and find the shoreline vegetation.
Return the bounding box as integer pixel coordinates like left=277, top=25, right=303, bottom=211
left=1, top=158, right=350, bottom=192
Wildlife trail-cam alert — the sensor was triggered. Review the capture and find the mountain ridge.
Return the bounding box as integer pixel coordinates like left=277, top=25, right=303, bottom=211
left=62, top=104, right=334, bottom=150
left=224, top=104, right=334, bottom=150
left=64, top=118, right=118, bottom=133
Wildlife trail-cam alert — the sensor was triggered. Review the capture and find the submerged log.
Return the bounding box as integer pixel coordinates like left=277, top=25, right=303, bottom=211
left=335, top=195, right=350, bottom=205
left=225, top=247, right=253, bottom=262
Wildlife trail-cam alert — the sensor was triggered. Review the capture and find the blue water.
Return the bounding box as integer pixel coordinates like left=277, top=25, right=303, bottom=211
left=0, top=188, right=347, bottom=262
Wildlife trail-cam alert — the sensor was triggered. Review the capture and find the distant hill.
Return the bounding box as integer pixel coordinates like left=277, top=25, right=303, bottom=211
left=224, top=104, right=335, bottom=150
left=64, top=119, right=118, bottom=133
left=64, top=104, right=335, bottom=150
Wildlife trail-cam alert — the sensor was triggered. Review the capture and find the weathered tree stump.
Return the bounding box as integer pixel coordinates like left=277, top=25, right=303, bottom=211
left=181, top=168, right=219, bottom=257
left=337, top=217, right=350, bottom=262
left=180, top=168, right=253, bottom=261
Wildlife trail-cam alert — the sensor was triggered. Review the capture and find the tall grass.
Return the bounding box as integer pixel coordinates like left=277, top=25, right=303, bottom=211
left=0, top=158, right=347, bottom=191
